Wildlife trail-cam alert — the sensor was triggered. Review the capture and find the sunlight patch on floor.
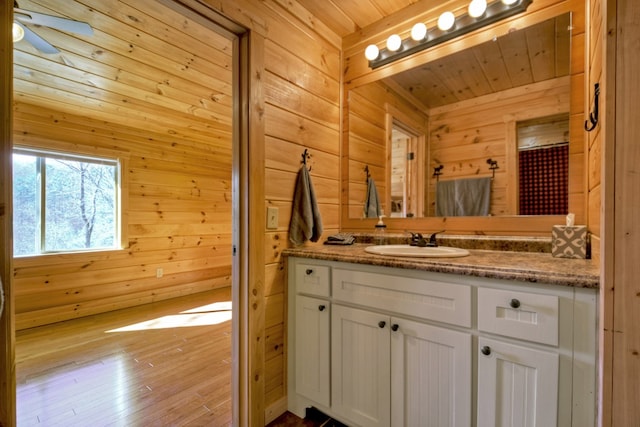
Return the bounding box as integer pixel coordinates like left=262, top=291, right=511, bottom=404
left=106, top=301, right=232, bottom=332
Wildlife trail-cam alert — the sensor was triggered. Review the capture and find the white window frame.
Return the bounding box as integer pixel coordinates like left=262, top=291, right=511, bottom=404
left=13, top=145, right=129, bottom=257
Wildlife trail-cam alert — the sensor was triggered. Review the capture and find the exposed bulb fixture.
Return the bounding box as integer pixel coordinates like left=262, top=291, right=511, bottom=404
left=386, top=34, right=402, bottom=51
left=468, top=0, right=488, bottom=18
left=411, top=23, right=428, bottom=41
left=364, top=44, right=380, bottom=60
left=365, top=0, right=532, bottom=69
left=437, top=11, right=456, bottom=31
left=12, top=22, right=25, bottom=43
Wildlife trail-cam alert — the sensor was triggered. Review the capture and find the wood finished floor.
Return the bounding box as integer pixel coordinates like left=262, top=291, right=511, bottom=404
left=16, top=288, right=233, bottom=426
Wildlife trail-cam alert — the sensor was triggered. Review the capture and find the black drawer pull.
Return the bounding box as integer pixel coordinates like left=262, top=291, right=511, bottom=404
left=318, top=305, right=326, bottom=311
left=510, top=298, right=521, bottom=309
left=481, top=346, right=491, bottom=356
left=305, top=269, right=313, bottom=275
left=391, top=324, right=399, bottom=332
left=378, top=321, right=386, bottom=329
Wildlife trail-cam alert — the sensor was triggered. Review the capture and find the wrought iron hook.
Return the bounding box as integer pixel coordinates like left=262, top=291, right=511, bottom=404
left=585, top=83, right=600, bottom=132
left=301, top=149, right=311, bottom=171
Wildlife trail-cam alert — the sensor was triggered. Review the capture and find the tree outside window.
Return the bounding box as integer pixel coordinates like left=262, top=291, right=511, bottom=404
left=13, top=149, right=120, bottom=256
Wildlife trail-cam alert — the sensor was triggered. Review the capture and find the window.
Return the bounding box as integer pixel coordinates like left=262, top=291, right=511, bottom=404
left=13, top=148, right=121, bottom=256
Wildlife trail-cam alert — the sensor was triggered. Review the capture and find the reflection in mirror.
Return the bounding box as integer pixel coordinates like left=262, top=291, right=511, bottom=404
left=390, top=121, right=423, bottom=218
left=517, top=114, right=570, bottom=215
left=347, top=13, right=573, bottom=219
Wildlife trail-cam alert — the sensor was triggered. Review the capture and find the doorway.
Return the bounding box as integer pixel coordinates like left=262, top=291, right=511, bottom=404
left=9, top=0, right=245, bottom=424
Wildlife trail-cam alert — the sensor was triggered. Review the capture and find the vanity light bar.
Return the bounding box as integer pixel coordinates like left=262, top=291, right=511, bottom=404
left=367, top=0, right=533, bottom=69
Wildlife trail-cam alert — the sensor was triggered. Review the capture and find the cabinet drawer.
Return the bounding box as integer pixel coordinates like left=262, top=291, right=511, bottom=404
left=477, top=287, right=559, bottom=346
left=332, top=268, right=471, bottom=327
left=295, top=263, right=330, bottom=297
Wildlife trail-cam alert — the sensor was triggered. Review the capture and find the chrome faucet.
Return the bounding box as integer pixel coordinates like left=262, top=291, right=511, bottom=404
left=409, top=231, right=444, bottom=247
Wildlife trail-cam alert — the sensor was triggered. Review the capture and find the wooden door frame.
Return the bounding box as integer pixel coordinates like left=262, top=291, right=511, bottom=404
left=1, top=0, right=15, bottom=424
left=0, top=2, right=262, bottom=425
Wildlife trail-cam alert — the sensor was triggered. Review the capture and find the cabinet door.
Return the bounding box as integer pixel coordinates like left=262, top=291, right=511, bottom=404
left=477, top=337, right=559, bottom=427
left=295, top=295, right=330, bottom=407
left=390, top=317, right=471, bottom=427
left=331, top=304, right=391, bottom=427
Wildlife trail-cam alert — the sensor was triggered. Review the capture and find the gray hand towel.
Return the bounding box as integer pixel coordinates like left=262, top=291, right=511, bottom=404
left=363, top=177, right=382, bottom=218
left=289, top=166, right=323, bottom=245
left=436, top=177, right=492, bottom=216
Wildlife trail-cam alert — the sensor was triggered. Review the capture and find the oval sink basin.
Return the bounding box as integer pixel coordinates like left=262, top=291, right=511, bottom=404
left=365, top=244, right=470, bottom=258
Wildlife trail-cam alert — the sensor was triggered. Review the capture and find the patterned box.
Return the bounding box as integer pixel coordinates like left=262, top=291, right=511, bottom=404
left=552, top=225, right=588, bottom=259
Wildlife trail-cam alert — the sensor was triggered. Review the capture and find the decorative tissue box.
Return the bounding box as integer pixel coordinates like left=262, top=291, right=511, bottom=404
left=552, top=225, right=588, bottom=259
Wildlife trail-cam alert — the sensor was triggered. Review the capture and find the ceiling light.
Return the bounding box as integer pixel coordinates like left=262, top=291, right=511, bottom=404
left=365, top=44, right=380, bottom=60
left=365, top=0, right=533, bottom=69
left=386, top=34, right=402, bottom=52
left=437, top=12, right=456, bottom=31
left=468, top=0, right=488, bottom=18
left=12, top=22, right=24, bottom=43
left=411, top=23, right=428, bottom=41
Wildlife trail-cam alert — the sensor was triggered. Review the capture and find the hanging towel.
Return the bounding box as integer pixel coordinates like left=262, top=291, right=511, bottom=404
left=436, top=177, right=492, bottom=216
left=289, top=166, right=323, bottom=245
left=363, top=177, right=382, bottom=218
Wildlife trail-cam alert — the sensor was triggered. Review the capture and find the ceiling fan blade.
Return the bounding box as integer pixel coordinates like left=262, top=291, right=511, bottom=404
left=16, top=22, right=60, bottom=54
left=14, top=8, right=93, bottom=36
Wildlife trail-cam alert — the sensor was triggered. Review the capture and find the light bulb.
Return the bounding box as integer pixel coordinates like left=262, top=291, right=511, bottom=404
left=411, top=23, right=427, bottom=41
left=468, top=0, right=487, bottom=18
left=364, top=44, right=380, bottom=61
left=437, top=11, right=455, bottom=31
left=502, top=0, right=518, bottom=5
left=12, top=22, right=25, bottom=43
left=386, top=34, right=402, bottom=52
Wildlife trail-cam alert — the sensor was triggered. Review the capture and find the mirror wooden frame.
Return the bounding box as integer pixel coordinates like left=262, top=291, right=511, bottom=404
left=340, top=0, right=585, bottom=237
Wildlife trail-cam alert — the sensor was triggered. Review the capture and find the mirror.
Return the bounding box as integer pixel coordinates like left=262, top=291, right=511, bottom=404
left=346, top=13, right=573, bottom=219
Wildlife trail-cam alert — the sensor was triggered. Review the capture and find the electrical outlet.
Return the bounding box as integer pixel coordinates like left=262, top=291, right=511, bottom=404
left=156, top=268, right=163, bottom=278
left=267, top=206, right=279, bottom=229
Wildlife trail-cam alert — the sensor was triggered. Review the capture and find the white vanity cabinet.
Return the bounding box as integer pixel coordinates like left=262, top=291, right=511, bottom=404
left=290, top=262, right=331, bottom=408
left=286, top=257, right=597, bottom=427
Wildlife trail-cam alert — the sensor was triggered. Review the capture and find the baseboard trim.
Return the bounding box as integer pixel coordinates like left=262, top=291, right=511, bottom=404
left=264, top=396, right=288, bottom=425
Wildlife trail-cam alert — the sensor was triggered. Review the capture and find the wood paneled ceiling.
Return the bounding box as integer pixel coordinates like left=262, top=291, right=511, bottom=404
left=382, top=14, right=571, bottom=109
left=12, top=0, right=233, bottom=140
left=296, top=0, right=418, bottom=37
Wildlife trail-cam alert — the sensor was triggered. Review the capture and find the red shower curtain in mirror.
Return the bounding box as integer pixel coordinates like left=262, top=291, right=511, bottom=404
left=518, top=144, right=569, bottom=215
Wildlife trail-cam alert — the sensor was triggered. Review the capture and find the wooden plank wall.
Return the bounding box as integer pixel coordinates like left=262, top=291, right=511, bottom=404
left=188, top=0, right=343, bottom=423
left=586, top=0, right=610, bottom=424
left=427, top=77, right=572, bottom=217
left=11, top=0, right=236, bottom=331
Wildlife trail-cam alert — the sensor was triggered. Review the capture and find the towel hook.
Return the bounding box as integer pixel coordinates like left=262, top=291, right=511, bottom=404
left=585, top=83, right=600, bottom=132
left=486, top=158, right=499, bottom=179
left=364, top=165, right=371, bottom=181
left=433, top=165, right=444, bottom=182
left=301, top=149, right=312, bottom=171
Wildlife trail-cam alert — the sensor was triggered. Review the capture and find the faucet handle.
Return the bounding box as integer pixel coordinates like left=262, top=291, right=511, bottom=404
left=427, top=230, right=445, bottom=247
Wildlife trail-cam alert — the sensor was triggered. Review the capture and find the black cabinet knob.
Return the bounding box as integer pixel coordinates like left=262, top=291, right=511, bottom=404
left=510, top=298, right=521, bottom=309
left=305, top=269, right=313, bottom=275
left=318, top=305, right=326, bottom=311
left=481, top=346, right=491, bottom=356
left=378, top=321, right=386, bottom=328
left=391, top=324, right=399, bottom=332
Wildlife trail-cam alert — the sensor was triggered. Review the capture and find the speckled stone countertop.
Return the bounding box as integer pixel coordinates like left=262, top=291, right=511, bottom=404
left=282, top=240, right=600, bottom=289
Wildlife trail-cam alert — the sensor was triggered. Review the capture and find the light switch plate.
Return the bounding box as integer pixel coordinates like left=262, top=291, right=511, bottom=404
left=267, top=206, right=278, bottom=229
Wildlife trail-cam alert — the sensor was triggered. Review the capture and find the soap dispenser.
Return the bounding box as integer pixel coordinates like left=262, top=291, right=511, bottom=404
left=374, top=216, right=387, bottom=245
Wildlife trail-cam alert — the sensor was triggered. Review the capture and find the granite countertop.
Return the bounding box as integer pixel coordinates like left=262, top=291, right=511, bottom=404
left=282, top=243, right=600, bottom=289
